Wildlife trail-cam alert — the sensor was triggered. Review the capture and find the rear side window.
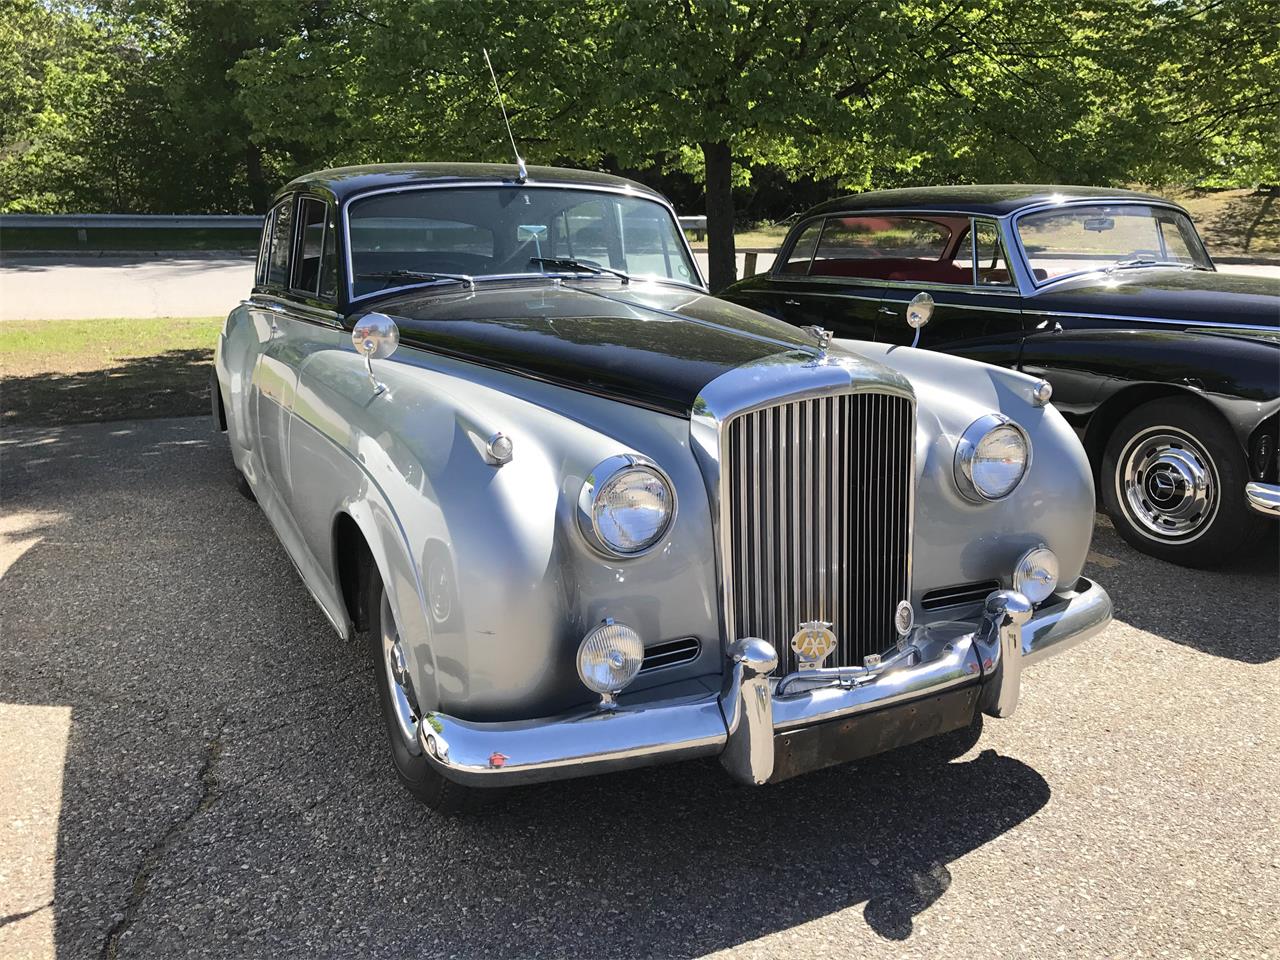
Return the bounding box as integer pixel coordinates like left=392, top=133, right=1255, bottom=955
left=264, top=198, right=293, bottom=289
left=808, top=214, right=971, bottom=285
left=255, top=207, right=277, bottom=286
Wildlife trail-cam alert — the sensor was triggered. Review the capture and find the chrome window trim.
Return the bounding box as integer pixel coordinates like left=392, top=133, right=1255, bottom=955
left=766, top=273, right=1023, bottom=297
left=249, top=292, right=344, bottom=329
left=1020, top=308, right=1277, bottom=332
left=1009, top=197, right=1214, bottom=290
left=341, top=181, right=707, bottom=305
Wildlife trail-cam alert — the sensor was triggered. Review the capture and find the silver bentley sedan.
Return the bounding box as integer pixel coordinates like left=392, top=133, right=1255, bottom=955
left=212, top=163, right=1113, bottom=812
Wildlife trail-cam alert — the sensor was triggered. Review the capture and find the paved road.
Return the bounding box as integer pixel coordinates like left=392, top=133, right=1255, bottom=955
left=3, top=254, right=1279, bottom=320
left=1, top=417, right=1277, bottom=959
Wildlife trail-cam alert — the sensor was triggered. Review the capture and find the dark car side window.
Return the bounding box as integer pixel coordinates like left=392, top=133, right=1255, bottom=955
left=255, top=206, right=277, bottom=286
left=808, top=215, right=972, bottom=285
left=264, top=197, right=293, bottom=290
left=291, top=197, right=328, bottom=296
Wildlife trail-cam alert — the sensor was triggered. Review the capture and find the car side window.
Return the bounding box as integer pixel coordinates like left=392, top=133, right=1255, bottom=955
left=780, top=219, right=823, bottom=274
left=973, top=219, right=1013, bottom=286
left=291, top=197, right=328, bottom=297
left=810, top=215, right=970, bottom=285
left=264, top=197, right=293, bottom=290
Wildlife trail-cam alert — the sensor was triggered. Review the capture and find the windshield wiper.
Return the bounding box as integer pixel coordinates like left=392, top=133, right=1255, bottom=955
left=528, top=257, right=630, bottom=284
left=1107, top=257, right=1193, bottom=273
left=357, top=269, right=475, bottom=290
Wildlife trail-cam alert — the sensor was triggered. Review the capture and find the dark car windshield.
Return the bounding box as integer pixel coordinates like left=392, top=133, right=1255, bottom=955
left=1016, top=203, right=1212, bottom=283
left=347, top=186, right=699, bottom=299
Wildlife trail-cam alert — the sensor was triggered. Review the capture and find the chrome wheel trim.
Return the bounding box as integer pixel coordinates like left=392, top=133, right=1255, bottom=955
left=380, top=588, right=422, bottom=755
left=1116, top=426, right=1219, bottom=543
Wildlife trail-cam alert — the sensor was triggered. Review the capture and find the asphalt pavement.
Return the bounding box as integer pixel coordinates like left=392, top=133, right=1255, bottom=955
left=1, top=417, right=1277, bottom=959
left=2, top=254, right=1278, bottom=320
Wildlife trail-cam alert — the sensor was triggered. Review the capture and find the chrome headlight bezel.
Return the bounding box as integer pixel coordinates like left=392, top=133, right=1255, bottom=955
left=955, top=413, right=1032, bottom=502
left=576, top=454, right=677, bottom=558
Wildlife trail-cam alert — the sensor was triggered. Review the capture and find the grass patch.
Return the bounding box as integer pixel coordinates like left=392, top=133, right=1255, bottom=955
left=1, top=316, right=221, bottom=427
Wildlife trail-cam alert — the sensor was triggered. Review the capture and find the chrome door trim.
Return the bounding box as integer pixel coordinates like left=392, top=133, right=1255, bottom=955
left=1020, top=308, right=1277, bottom=332
left=341, top=180, right=707, bottom=305
left=249, top=293, right=343, bottom=329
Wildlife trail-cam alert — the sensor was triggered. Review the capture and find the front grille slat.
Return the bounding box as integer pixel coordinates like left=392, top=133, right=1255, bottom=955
left=724, top=391, right=913, bottom=675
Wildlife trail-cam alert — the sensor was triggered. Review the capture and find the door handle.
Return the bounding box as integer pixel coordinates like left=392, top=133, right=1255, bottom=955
left=877, top=305, right=896, bottom=315
left=784, top=298, right=801, bottom=306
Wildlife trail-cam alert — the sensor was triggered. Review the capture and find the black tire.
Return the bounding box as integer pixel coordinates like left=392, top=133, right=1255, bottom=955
left=235, top=470, right=256, bottom=502
left=1100, top=397, right=1261, bottom=567
left=363, top=563, right=500, bottom=814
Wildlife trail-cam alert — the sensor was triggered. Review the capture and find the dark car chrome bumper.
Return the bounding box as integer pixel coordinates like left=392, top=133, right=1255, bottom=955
left=1245, top=482, right=1280, bottom=517
left=419, top=578, right=1112, bottom=787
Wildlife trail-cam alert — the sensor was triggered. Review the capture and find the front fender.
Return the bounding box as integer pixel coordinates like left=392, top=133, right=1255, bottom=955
left=846, top=341, right=1096, bottom=599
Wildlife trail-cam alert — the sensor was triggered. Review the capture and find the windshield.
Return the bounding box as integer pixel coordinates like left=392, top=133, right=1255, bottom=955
left=1015, top=203, right=1211, bottom=283
left=347, top=186, right=699, bottom=299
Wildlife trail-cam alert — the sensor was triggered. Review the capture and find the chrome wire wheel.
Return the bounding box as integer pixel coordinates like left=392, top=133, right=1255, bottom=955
left=1117, top=426, right=1219, bottom=542
left=380, top=588, right=422, bottom=755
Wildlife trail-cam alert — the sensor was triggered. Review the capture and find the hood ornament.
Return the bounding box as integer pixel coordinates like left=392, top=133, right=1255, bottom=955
left=802, top=324, right=833, bottom=358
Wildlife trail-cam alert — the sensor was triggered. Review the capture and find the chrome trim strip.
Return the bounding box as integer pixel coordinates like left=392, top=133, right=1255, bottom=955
left=1021, top=309, right=1277, bottom=332
left=248, top=293, right=344, bottom=329
left=1245, top=481, right=1280, bottom=517
left=341, top=180, right=707, bottom=304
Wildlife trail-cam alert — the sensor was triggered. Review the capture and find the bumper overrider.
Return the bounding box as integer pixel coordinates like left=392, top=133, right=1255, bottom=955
left=418, top=578, right=1112, bottom=787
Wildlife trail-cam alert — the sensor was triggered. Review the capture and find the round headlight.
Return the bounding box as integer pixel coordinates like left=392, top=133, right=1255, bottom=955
left=578, top=455, right=675, bottom=557
left=1013, top=545, right=1059, bottom=604
left=955, top=414, right=1031, bottom=501
left=577, top=619, right=644, bottom=699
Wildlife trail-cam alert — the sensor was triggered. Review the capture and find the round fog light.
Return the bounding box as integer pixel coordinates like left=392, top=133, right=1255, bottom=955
left=1013, top=545, right=1059, bottom=605
left=577, top=619, right=643, bottom=704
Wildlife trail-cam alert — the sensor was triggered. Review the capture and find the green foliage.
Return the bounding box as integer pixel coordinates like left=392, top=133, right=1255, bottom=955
left=2, top=0, right=1276, bottom=282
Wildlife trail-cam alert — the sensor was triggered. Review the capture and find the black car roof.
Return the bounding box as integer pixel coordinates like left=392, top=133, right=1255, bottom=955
left=281, top=163, right=666, bottom=205
left=805, top=184, right=1169, bottom=218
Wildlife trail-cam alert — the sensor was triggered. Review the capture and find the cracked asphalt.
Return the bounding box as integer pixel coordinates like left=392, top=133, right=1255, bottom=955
left=1, top=416, right=1277, bottom=959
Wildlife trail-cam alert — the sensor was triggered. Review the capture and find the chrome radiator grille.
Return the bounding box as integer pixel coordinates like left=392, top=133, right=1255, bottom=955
left=722, top=391, right=914, bottom=675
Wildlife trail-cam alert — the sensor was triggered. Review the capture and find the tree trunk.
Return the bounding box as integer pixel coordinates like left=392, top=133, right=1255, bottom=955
left=245, top=143, right=270, bottom=214
left=702, top=140, right=736, bottom=292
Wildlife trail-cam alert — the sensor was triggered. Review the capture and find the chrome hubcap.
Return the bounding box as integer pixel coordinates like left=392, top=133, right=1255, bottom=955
left=380, top=589, right=422, bottom=755
left=1119, top=428, right=1218, bottom=541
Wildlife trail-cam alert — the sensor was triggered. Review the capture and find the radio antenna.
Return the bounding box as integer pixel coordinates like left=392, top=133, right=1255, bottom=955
left=483, top=48, right=527, bottom=183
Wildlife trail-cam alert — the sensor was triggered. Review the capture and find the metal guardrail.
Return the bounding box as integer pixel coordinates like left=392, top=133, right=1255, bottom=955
left=1, top=212, right=712, bottom=244
left=0, top=213, right=262, bottom=229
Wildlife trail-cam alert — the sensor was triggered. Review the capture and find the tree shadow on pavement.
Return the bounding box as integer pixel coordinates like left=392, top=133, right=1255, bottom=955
left=1, top=349, right=212, bottom=428
left=0, top=418, right=1051, bottom=958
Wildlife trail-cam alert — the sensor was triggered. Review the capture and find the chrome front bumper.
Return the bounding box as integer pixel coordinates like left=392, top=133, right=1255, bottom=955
left=1245, top=482, right=1280, bottom=517
left=419, top=577, right=1112, bottom=787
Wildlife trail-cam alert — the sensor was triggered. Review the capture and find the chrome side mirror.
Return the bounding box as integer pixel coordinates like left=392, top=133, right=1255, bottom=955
left=351, top=312, right=399, bottom=396
left=905, top=292, right=934, bottom=347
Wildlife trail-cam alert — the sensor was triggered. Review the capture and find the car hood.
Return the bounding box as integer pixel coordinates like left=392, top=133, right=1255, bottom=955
left=1029, top=268, right=1280, bottom=327
left=359, top=281, right=900, bottom=416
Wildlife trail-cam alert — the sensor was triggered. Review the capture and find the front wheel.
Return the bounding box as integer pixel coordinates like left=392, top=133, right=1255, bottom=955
left=364, top=566, right=499, bottom=814
left=1100, top=397, right=1261, bottom=567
